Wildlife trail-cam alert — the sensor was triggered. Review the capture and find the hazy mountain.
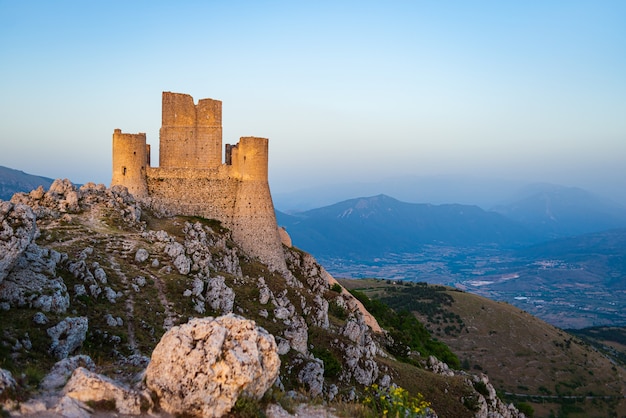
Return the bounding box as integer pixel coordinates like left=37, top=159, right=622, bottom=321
left=491, top=183, right=626, bottom=239
left=277, top=194, right=539, bottom=259
left=0, top=165, right=54, bottom=200
left=272, top=175, right=528, bottom=212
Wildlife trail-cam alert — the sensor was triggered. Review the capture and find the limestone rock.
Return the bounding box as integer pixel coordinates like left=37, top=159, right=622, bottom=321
left=33, top=311, right=49, bottom=325
left=63, top=367, right=150, bottom=415
left=145, top=314, right=280, bottom=417
left=0, top=368, right=16, bottom=397
left=47, top=317, right=88, bottom=360
left=40, top=355, right=96, bottom=391
left=134, top=248, right=149, bottom=263
left=428, top=355, right=455, bottom=377
left=297, top=359, right=324, bottom=397
left=284, top=315, right=308, bottom=354
left=52, top=394, right=93, bottom=418
left=278, top=226, right=292, bottom=247
left=205, top=275, right=235, bottom=314
left=0, top=201, right=38, bottom=284
left=0, top=243, right=69, bottom=313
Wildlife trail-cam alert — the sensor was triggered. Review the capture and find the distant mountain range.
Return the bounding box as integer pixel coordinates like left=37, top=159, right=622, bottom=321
left=492, top=183, right=626, bottom=238
left=277, top=194, right=540, bottom=259
left=0, top=165, right=54, bottom=200
left=277, top=188, right=626, bottom=260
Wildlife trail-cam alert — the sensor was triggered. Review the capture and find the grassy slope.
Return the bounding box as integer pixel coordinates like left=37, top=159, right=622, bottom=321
left=339, top=278, right=626, bottom=418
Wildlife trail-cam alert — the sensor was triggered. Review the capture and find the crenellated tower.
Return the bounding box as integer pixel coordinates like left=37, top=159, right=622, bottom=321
left=159, top=92, right=222, bottom=169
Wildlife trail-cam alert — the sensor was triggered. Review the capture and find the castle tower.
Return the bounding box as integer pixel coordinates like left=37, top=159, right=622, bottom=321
left=229, top=136, right=286, bottom=272
left=229, top=137, right=269, bottom=181
left=159, top=92, right=222, bottom=169
left=111, top=129, right=149, bottom=197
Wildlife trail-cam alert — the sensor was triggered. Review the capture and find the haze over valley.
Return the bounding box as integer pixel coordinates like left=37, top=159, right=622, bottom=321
left=277, top=186, right=626, bottom=329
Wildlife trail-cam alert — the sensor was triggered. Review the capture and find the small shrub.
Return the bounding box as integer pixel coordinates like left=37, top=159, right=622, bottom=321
left=330, top=283, right=343, bottom=293
left=516, top=402, right=535, bottom=417
left=311, top=347, right=341, bottom=378
left=328, top=300, right=348, bottom=320
left=473, top=380, right=489, bottom=397
left=24, top=365, right=45, bottom=388
left=462, top=394, right=480, bottom=412
left=231, top=396, right=266, bottom=418
left=362, top=384, right=431, bottom=417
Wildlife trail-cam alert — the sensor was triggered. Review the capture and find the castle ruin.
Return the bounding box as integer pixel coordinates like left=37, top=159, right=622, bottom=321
left=111, top=92, right=286, bottom=271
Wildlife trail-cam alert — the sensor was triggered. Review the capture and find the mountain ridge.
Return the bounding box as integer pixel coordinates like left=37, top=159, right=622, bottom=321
left=0, top=165, right=55, bottom=200
left=277, top=194, right=540, bottom=260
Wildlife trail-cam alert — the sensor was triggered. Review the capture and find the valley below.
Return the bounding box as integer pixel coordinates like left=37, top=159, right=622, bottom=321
left=318, top=242, right=626, bottom=330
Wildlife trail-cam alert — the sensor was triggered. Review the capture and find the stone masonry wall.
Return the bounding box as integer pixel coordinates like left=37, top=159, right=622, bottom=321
left=145, top=167, right=238, bottom=222
left=145, top=165, right=286, bottom=272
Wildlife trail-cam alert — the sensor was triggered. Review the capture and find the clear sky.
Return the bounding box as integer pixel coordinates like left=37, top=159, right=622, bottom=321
left=1, top=1, right=625, bottom=203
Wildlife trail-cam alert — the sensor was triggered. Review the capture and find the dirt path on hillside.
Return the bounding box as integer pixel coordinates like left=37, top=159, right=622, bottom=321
left=107, top=254, right=140, bottom=355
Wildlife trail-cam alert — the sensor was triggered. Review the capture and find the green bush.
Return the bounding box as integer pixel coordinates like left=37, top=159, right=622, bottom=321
left=328, top=300, right=348, bottom=320
left=473, top=380, right=489, bottom=397
left=232, top=396, right=267, bottom=418
left=516, top=402, right=534, bottom=417
left=311, top=347, right=341, bottom=378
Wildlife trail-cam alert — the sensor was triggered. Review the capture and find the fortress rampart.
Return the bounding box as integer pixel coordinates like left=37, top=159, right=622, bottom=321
left=111, top=92, right=285, bottom=271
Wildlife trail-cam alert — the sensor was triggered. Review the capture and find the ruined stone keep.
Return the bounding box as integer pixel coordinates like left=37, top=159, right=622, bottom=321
left=111, top=92, right=285, bottom=271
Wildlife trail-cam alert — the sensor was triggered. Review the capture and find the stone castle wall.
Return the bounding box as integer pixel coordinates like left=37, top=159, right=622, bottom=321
left=111, top=92, right=285, bottom=271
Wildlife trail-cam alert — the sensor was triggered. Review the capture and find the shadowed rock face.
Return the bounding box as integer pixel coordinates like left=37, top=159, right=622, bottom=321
left=145, top=314, right=280, bottom=418
left=0, top=201, right=38, bottom=284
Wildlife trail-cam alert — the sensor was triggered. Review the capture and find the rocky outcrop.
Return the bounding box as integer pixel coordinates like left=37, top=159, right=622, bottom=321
left=0, top=201, right=38, bottom=284
left=0, top=243, right=69, bottom=313
left=297, top=358, right=324, bottom=397
left=10, top=180, right=143, bottom=226
left=428, top=356, right=525, bottom=418
left=338, top=315, right=379, bottom=386
left=145, top=314, right=280, bottom=417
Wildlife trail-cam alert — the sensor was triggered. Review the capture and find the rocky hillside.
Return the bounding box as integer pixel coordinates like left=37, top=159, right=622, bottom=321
left=0, top=180, right=527, bottom=417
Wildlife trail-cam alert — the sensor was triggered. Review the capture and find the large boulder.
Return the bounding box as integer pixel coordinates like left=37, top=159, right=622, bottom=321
left=145, top=314, right=280, bottom=417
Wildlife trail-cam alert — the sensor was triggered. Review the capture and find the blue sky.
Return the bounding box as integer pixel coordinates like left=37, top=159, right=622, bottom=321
left=1, top=1, right=625, bottom=203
